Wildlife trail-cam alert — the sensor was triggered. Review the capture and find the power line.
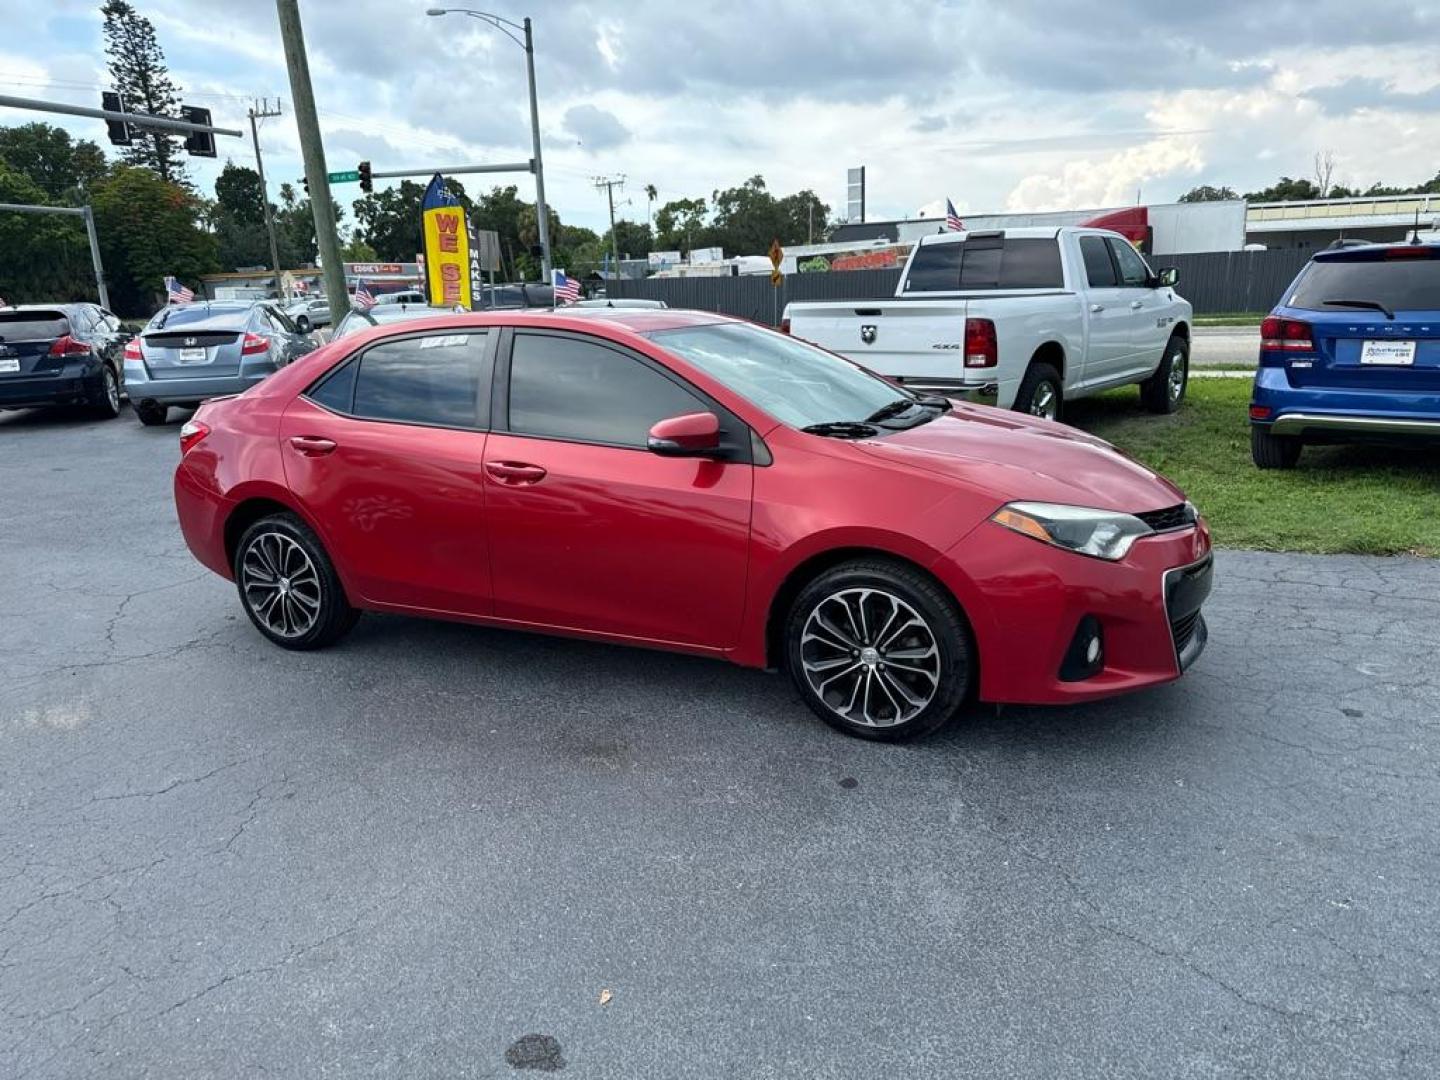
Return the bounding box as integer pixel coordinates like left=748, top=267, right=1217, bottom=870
left=593, top=174, right=625, bottom=276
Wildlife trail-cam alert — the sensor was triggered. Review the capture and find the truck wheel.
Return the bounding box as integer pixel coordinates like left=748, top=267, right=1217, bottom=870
left=1251, top=425, right=1302, bottom=469
left=1014, top=362, right=1063, bottom=421
left=1141, top=335, right=1189, bottom=414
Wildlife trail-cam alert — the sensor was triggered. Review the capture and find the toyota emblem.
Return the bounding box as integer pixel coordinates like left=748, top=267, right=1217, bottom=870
left=860, top=324, right=877, bottom=344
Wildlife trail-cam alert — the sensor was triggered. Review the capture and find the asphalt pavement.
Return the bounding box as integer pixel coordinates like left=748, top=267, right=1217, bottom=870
left=2, top=404, right=1437, bottom=1079
left=1191, top=326, right=1260, bottom=368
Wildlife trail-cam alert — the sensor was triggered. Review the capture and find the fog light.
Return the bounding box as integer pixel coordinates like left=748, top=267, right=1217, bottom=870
left=1059, top=615, right=1105, bottom=682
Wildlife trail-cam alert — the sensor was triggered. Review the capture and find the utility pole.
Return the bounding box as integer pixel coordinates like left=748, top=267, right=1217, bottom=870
left=248, top=98, right=285, bottom=300
left=594, top=175, right=625, bottom=280
left=275, top=0, right=348, bottom=317
left=523, top=18, right=551, bottom=281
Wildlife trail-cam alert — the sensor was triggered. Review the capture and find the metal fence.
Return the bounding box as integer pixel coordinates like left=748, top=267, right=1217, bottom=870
left=607, top=249, right=1314, bottom=323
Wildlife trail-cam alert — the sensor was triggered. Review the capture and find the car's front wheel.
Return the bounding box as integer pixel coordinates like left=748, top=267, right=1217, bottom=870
left=785, top=559, right=975, bottom=741
left=1141, top=335, right=1189, bottom=414
left=234, top=513, right=359, bottom=650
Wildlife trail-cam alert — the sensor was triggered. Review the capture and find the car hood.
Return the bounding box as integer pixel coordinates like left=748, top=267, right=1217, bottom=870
left=855, top=403, right=1186, bottom=513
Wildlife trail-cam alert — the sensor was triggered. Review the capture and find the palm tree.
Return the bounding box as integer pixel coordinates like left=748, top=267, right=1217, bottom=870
left=644, top=184, right=658, bottom=229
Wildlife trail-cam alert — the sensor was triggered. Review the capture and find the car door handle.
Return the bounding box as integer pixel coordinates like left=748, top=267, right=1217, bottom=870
left=288, top=435, right=337, bottom=456
left=485, top=460, right=547, bottom=484
left=1130, top=300, right=1144, bottom=309
left=1090, top=304, right=1105, bottom=313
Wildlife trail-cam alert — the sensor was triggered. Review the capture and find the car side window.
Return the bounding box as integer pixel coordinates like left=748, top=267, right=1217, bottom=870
left=350, top=332, right=490, bottom=429
left=1108, top=239, right=1151, bottom=287
left=507, top=332, right=706, bottom=448
left=1080, top=236, right=1118, bottom=288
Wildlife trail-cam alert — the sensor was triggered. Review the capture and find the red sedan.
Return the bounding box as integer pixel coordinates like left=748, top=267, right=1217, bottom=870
left=173, top=310, right=1212, bottom=741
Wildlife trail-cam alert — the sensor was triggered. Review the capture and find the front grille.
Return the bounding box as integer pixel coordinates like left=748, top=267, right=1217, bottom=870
left=1136, top=503, right=1196, bottom=532
left=1170, top=610, right=1201, bottom=653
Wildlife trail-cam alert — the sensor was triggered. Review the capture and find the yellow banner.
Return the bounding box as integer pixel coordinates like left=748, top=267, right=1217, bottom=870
left=422, top=205, right=472, bottom=309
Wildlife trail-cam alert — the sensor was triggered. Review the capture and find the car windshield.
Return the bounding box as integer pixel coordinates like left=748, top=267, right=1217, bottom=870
left=647, top=322, right=929, bottom=430
left=1288, top=253, right=1440, bottom=314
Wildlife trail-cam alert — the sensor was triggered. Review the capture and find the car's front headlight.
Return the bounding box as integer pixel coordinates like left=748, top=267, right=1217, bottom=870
left=990, top=501, right=1152, bottom=561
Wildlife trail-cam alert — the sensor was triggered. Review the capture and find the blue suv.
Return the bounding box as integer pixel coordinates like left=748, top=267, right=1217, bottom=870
left=1250, top=240, right=1440, bottom=468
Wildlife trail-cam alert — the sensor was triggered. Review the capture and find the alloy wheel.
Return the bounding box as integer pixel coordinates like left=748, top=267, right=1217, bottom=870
left=800, top=588, right=941, bottom=727
left=240, top=531, right=322, bottom=638
left=104, top=368, right=120, bottom=411
left=1168, top=353, right=1187, bottom=402
left=1030, top=382, right=1058, bottom=419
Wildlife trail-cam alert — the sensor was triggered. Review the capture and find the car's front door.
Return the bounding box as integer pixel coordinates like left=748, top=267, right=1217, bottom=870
left=1076, top=234, right=1132, bottom=387
left=483, top=329, right=753, bottom=651
left=278, top=329, right=495, bottom=614
left=1109, top=238, right=1170, bottom=378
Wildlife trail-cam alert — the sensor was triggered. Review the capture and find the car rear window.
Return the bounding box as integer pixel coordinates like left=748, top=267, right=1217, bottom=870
left=903, top=237, right=1064, bottom=292
left=0, top=311, right=70, bottom=340
left=1287, top=255, right=1440, bottom=314
left=149, top=306, right=251, bottom=330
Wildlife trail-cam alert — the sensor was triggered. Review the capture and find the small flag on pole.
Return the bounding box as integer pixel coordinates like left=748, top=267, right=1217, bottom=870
left=945, top=199, right=965, bottom=232
left=552, top=269, right=581, bottom=305
left=164, top=275, right=194, bottom=304
left=353, top=279, right=375, bottom=310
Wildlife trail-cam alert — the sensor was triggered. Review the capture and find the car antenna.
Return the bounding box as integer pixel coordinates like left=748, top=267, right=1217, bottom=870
left=1411, top=207, right=1422, bottom=244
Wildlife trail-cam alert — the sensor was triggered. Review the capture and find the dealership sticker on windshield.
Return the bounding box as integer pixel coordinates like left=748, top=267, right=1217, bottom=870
left=1360, top=340, right=1416, bottom=365
left=419, top=335, right=468, bottom=349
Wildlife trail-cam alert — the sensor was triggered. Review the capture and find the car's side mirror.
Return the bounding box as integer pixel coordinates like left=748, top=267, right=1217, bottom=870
left=647, top=411, right=722, bottom=457
left=1153, top=267, right=1179, bottom=288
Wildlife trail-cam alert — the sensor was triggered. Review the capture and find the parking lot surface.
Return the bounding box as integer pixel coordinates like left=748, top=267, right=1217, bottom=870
left=1191, top=326, right=1260, bottom=368
left=2, top=405, right=1438, bottom=1079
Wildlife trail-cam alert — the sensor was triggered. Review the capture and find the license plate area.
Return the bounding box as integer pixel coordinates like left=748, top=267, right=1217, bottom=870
left=0, top=357, right=19, bottom=374
left=1360, top=340, right=1415, bottom=366
left=177, top=346, right=208, bottom=362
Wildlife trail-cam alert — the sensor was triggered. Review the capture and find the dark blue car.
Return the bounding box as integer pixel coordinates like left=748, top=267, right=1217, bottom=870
left=1250, top=240, right=1440, bottom=468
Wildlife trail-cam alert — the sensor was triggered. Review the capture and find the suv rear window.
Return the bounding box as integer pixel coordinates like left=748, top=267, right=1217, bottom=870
left=1288, top=254, right=1440, bottom=314
left=0, top=311, right=70, bottom=340
left=904, top=238, right=1063, bottom=292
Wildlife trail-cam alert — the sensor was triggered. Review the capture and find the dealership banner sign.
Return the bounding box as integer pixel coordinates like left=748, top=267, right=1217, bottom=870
left=420, top=174, right=473, bottom=309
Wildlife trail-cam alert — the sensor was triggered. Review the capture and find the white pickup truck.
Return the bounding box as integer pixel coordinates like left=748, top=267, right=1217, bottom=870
left=782, top=226, right=1193, bottom=419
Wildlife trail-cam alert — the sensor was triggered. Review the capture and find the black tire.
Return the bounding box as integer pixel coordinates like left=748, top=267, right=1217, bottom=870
left=1014, top=361, right=1063, bottom=421
left=134, top=401, right=168, bottom=426
left=1251, top=425, right=1302, bottom=470
left=784, top=558, right=975, bottom=742
left=233, top=512, right=359, bottom=650
left=88, top=364, right=122, bottom=419
left=1141, top=335, right=1189, bottom=414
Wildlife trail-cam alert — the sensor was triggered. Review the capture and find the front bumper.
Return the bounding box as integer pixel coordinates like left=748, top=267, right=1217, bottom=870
left=933, top=518, right=1213, bottom=706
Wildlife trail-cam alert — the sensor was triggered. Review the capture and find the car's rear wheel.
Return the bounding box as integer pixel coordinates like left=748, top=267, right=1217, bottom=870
left=234, top=513, right=359, bottom=650
left=1014, top=361, right=1063, bottom=421
left=1141, top=335, right=1189, bottom=414
left=134, top=401, right=168, bottom=426
left=1251, top=425, right=1302, bottom=469
left=89, top=365, right=121, bottom=419
left=785, top=559, right=974, bottom=742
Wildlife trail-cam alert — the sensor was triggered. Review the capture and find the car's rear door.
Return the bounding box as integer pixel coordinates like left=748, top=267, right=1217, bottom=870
left=278, top=329, right=495, bottom=613
left=483, top=328, right=753, bottom=651
left=1283, top=247, right=1440, bottom=396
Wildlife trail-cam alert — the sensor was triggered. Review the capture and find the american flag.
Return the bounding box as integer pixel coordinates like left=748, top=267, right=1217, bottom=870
left=552, top=269, right=581, bottom=305
left=164, top=275, right=194, bottom=304
left=945, top=199, right=965, bottom=232
left=353, top=279, right=375, bottom=310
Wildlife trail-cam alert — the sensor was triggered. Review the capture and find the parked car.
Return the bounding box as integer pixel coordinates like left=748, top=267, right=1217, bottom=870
left=331, top=303, right=462, bottom=339
left=479, top=283, right=555, bottom=309
left=173, top=309, right=1212, bottom=742
left=0, top=302, right=130, bottom=418
left=571, top=298, right=669, bottom=309
left=374, top=289, right=428, bottom=306
left=782, top=227, right=1192, bottom=419
left=124, top=301, right=317, bottom=426
left=1250, top=240, right=1440, bottom=468
left=285, top=297, right=332, bottom=332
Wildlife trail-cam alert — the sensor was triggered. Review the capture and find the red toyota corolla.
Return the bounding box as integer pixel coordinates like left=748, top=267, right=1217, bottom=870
left=174, top=309, right=1212, bottom=741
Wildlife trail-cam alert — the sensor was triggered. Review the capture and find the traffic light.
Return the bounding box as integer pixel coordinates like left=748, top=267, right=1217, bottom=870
left=359, top=160, right=372, bottom=193
left=180, top=105, right=216, bottom=158
left=101, top=91, right=132, bottom=146
left=301, top=175, right=310, bottom=197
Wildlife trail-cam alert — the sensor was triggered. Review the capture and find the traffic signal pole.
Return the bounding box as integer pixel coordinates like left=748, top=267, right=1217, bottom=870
left=275, top=0, right=349, bottom=318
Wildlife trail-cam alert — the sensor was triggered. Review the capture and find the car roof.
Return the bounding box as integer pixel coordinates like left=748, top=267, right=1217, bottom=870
left=1311, top=239, right=1440, bottom=261
left=331, top=307, right=731, bottom=348
left=0, top=303, right=87, bottom=313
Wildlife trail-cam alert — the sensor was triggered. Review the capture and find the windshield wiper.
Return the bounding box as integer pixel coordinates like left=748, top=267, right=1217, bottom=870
left=1322, top=298, right=1395, bottom=319
left=801, top=421, right=880, bottom=439
left=865, top=398, right=920, bottom=423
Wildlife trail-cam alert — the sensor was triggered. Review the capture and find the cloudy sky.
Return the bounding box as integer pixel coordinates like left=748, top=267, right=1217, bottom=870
left=1, top=0, right=1437, bottom=241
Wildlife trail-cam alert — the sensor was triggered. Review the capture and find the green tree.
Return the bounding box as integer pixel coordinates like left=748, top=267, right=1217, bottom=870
left=777, top=189, right=831, bottom=244
left=341, top=236, right=378, bottom=261
left=90, top=164, right=217, bottom=314
left=0, top=162, right=95, bottom=304
left=604, top=219, right=653, bottom=260
left=1244, top=176, right=1323, bottom=202
left=653, top=197, right=708, bottom=252
left=212, top=163, right=272, bottom=270
left=101, top=0, right=186, bottom=186
left=0, top=123, right=108, bottom=201
left=351, top=179, right=457, bottom=262
left=1178, top=184, right=1239, bottom=203
left=278, top=182, right=344, bottom=266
